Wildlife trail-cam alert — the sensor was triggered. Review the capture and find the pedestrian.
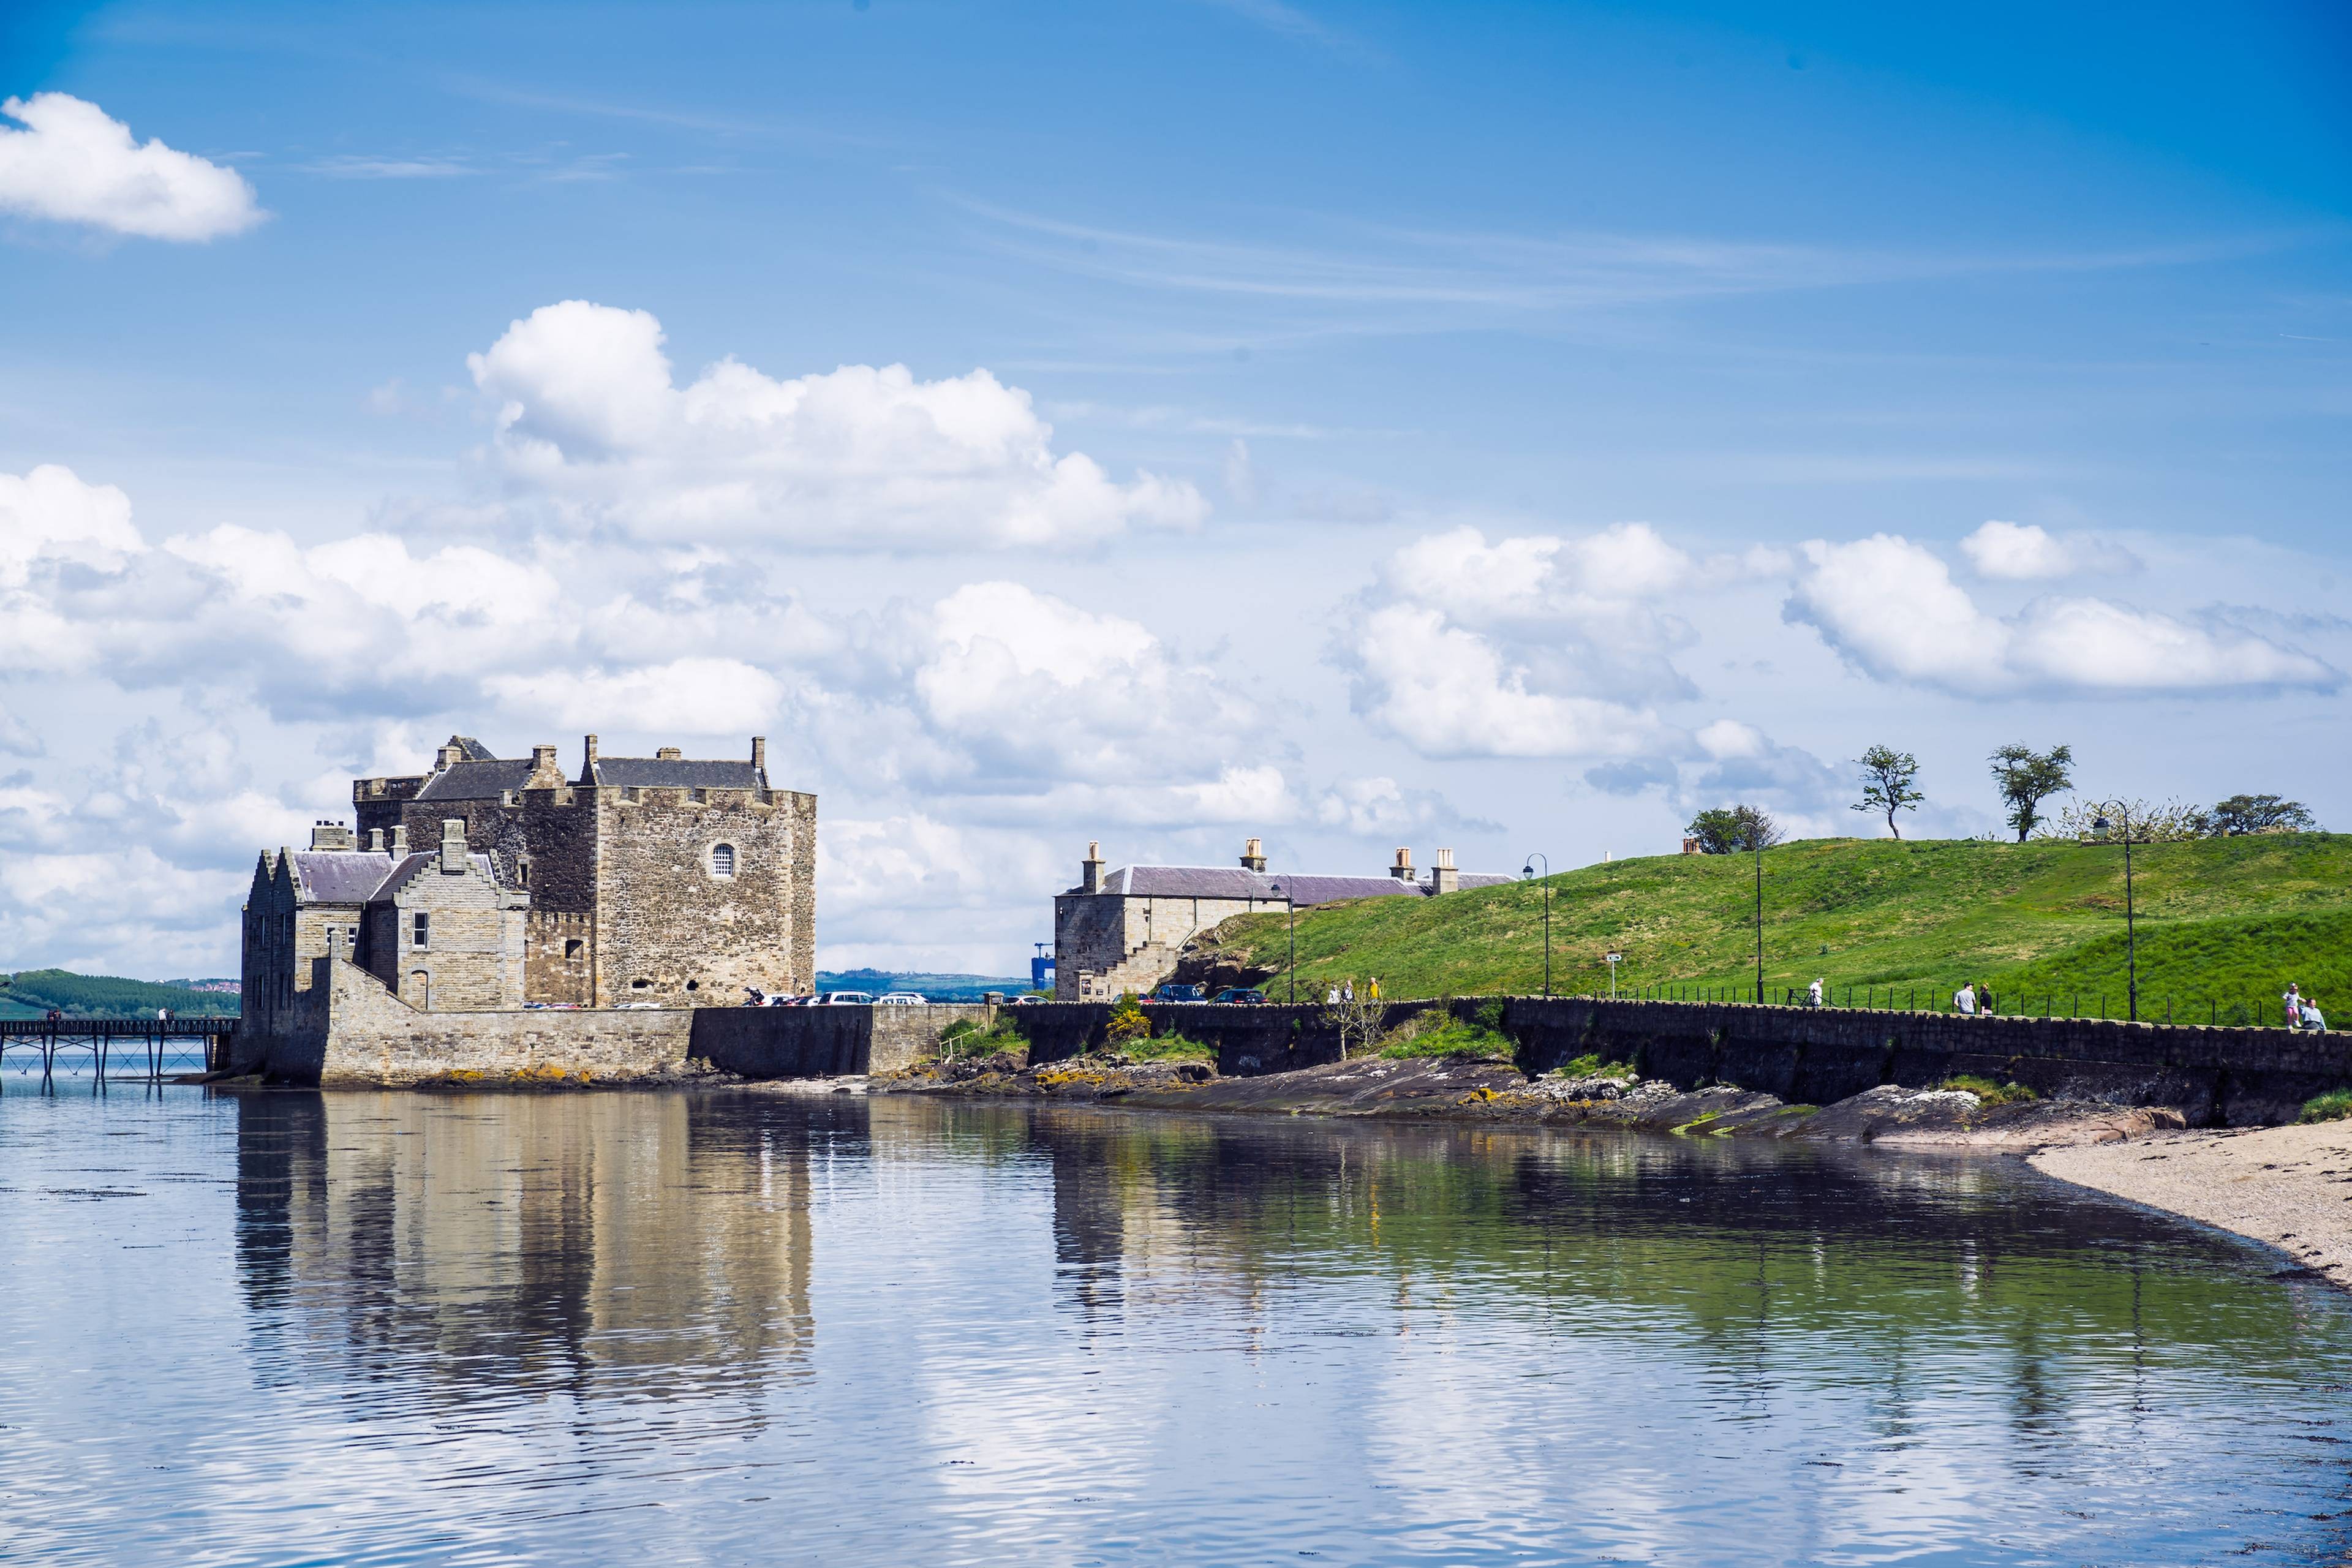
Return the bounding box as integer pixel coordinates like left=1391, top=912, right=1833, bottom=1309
left=2285, top=982, right=2304, bottom=1030
left=1976, top=981, right=1995, bottom=1017
left=1341, top=980, right=1354, bottom=1004
left=1369, top=977, right=1381, bottom=1001
left=1325, top=985, right=1340, bottom=1006
left=2303, top=997, right=2328, bottom=1035
left=1954, top=982, right=1977, bottom=1016
left=1806, top=978, right=1823, bottom=1008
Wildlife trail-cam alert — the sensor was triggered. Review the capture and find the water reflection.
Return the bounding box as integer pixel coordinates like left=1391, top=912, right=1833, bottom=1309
left=234, top=1091, right=814, bottom=1404
left=2, top=1087, right=2349, bottom=1566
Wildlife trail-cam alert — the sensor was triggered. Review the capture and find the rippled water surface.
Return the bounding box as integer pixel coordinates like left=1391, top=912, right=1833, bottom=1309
left=3, top=1086, right=2350, bottom=1566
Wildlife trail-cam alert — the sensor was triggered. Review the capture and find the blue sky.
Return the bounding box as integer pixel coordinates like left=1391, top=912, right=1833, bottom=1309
left=1, top=1, right=2347, bottom=976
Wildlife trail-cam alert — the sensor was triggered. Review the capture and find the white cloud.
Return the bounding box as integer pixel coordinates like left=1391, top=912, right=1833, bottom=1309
left=0, top=464, right=141, bottom=587
left=1787, top=534, right=2335, bottom=696
left=1959, top=519, right=2138, bottom=581
left=483, top=657, right=786, bottom=736
left=467, top=300, right=1206, bottom=548
left=0, top=94, right=263, bottom=241
left=1314, top=775, right=1470, bottom=837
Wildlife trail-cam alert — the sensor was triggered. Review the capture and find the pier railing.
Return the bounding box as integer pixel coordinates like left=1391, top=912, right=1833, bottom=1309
left=0, top=1017, right=239, bottom=1086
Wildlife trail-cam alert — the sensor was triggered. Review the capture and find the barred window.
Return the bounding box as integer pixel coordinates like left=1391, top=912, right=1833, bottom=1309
left=710, top=843, right=736, bottom=878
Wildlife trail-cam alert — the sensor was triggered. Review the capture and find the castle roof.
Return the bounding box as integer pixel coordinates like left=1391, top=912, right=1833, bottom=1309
left=448, top=735, right=497, bottom=761
left=590, top=756, right=765, bottom=791
left=1074, top=865, right=1512, bottom=903
left=415, top=757, right=538, bottom=801
left=287, top=850, right=399, bottom=905
left=378, top=850, right=505, bottom=896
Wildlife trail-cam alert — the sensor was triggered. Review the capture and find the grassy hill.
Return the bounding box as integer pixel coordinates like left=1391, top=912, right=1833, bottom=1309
left=1202, top=835, right=2352, bottom=1025
left=0, top=970, right=241, bottom=1020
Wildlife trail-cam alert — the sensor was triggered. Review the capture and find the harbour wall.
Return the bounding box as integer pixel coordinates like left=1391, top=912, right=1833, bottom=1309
left=236, top=971, right=2352, bottom=1123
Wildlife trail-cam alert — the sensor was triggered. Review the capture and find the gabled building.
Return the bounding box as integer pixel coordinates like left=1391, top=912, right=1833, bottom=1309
left=1053, top=838, right=1510, bottom=1001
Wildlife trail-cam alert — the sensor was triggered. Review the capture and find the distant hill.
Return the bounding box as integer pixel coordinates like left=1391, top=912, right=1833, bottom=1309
left=1194, top=835, right=2352, bottom=1025
left=0, top=970, right=242, bottom=1020
left=816, top=969, right=1037, bottom=1001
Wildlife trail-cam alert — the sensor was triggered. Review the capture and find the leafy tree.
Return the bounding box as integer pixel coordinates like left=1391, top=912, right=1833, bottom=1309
left=1685, top=805, right=1784, bottom=855
left=1988, top=743, right=2073, bottom=843
left=2207, top=793, right=2318, bottom=836
left=1107, top=992, right=1150, bottom=1043
left=1850, top=745, right=1924, bottom=839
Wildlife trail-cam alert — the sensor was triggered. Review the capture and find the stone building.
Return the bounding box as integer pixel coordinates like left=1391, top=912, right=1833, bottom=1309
left=1053, top=838, right=1510, bottom=1001
left=240, top=818, right=528, bottom=1032
left=350, top=733, right=816, bottom=1007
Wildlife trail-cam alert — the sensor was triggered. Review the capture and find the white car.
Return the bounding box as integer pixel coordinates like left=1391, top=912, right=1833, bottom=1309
left=821, top=991, right=874, bottom=1005
left=875, top=992, right=928, bottom=1005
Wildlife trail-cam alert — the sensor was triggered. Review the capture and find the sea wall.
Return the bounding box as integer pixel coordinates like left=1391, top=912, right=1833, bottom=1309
left=1001, top=996, right=2352, bottom=1126
left=690, top=1003, right=992, bottom=1077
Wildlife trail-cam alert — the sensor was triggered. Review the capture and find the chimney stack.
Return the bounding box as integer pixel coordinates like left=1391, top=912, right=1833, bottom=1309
left=438, top=740, right=463, bottom=769
left=367, top=828, right=384, bottom=853
left=440, top=818, right=468, bottom=875
left=1240, top=836, right=1268, bottom=873
left=1430, top=847, right=1460, bottom=895
left=1081, top=840, right=1104, bottom=895
left=389, top=823, right=409, bottom=859
left=583, top=734, right=600, bottom=777
left=1680, top=837, right=1701, bottom=856
left=309, top=820, right=355, bottom=852
left=656, top=746, right=683, bottom=761
left=1390, top=846, right=1415, bottom=881
left=752, top=736, right=767, bottom=776
left=526, top=744, right=564, bottom=789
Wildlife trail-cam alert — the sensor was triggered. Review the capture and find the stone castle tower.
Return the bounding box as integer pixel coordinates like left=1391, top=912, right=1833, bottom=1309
left=352, top=734, right=815, bottom=1007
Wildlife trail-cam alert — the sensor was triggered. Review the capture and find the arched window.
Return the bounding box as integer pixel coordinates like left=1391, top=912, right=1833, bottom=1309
left=710, top=843, right=736, bottom=878
left=409, top=970, right=431, bottom=1011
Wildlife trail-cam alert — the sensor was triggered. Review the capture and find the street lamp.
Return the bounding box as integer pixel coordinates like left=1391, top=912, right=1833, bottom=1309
left=1751, top=828, right=1766, bottom=1005
left=1521, top=853, right=1550, bottom=997
left=1605, top=952, right=1623, bottom=998
left=1268, top=880, right=1297, bottom=1005
left=2087, top=801, right=2140, bottom=1022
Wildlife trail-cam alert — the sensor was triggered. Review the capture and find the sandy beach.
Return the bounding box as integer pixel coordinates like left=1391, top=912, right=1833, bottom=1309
left=2033, top=1123, right=2352, bottom=1290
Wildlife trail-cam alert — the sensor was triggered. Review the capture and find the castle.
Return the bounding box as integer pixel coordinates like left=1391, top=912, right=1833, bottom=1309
left=1053, top=838, right=1508, bottom=1001
left=241, top=734, right=815, bottom=1037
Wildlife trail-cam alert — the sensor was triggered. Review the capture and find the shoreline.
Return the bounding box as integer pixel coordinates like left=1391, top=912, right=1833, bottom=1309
left=2032, top=1125, right=2352, bottom=1291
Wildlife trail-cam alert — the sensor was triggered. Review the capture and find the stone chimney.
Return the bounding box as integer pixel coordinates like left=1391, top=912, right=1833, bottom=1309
left=440, top=818, right=468, bottom=875
left=1240, top=836, right=1268, bottom=873
left=389, top=823, right=409, bottom=858
left=367, top=828, right=384, bottom=853
left=438, top=739, right=464, bottom=769
left=752, top=736, right=767, bottom=776
left=309, top=820, right=355, bottom=851
left=583, top=734, right=600, bottom=776
left=1389, top=846, right=1415, bottom=882
left=1430, top=847, right=1460, bottom=895
left=525, top=744, right=565, bottom=789
left=1081, top=840, right=1104, bottom=895
left=657, top=746, right=683, bottom=760
left=1680, top=836, right=1701, bottom=856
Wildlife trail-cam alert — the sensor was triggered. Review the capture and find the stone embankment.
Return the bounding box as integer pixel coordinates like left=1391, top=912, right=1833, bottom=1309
left=876, top=1050, right=2184, bottom=1150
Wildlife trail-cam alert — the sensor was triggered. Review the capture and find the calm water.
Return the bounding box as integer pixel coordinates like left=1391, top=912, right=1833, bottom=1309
left=2, top=1087, right=2348, bottom=1566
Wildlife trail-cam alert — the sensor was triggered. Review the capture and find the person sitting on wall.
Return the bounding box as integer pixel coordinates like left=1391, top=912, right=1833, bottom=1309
left=2303, top=997, right=2328, bottom=1035
left=1977, top=981, right=1996, bottom=1017
left=1806, top=978, right=1823, bottom=1008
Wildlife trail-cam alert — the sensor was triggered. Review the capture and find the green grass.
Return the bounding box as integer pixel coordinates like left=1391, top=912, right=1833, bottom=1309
left=1556, top=1054, right=1638, bottom=1081
left=2301, top=1090, right=2352, bottom=1125
left=1128, top=1033, right=1217, bottom=1065
left=1939, top=1074, right=2039, bottom=1107
left=939, top=1017, right=1028, bottom=1060
left=1376, top=1009, right=1515, bottom=1061
left=1204, top=835, right=2352, bottom=1015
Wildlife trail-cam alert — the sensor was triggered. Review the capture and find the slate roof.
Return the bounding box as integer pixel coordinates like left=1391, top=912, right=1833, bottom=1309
left=378, top=850, right=503, bottom=897
left=288, top=851, right=399, bottom=906
left=415, top=758, right=538, bottom=801
left=591, top=756, right=765, bottom=791
left=450, top=736, right=497, bottom=762
left=1074, top=865, right=1512, bottom=903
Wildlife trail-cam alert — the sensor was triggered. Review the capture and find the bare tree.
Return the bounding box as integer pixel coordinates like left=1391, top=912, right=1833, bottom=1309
left=1326, top=989, right=1387, bottom=1060
left=1851, top=745, right=1924, bottom=839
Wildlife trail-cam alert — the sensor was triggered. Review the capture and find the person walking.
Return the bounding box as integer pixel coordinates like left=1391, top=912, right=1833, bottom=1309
left=2285, top=982, right=2304, bottom=1031
left=1368, top=977, right=1381, bottom=1001
left=1341, top=980, right=1354, bottom=1004
left=1806, top=978, right=1823, bottom=1008
left=1954, top=982, right=1977, bottom=1016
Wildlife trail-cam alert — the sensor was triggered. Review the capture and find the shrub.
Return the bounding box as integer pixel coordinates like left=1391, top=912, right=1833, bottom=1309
left=2300, top=1089, right=2352, bottom=1125
left=1556, top=1053, right=1635, bottom=1081
left=1474, top=999, right=1506, bottom=1031
left=1381, top=1015, right=1512, bottom=1061
left=1107, top=993, right=1150, bottom=1043
left=1939, top=1074, right=2038, bottom=1107
left=1126, top=1033, right=1216, bottom=1065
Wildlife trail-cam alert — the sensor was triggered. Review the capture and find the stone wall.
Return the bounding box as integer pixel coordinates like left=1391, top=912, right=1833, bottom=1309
left=1003, top=996, right=2352, bottom=1126
left=594, top=786, right=813, bottom=1007
left=691, top=1003, right=991, bottom=1077
left=361, top=854, right=526, bottom=1011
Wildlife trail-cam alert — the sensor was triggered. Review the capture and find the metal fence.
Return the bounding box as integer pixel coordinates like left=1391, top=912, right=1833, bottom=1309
left=1586, top=983, right=2300, bottom=1028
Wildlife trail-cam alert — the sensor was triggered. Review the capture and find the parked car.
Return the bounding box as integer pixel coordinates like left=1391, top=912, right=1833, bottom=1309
left=1212, top=987, right=1266, bottom=1004
left=1012, top=995, right=1046, bottom=1006
left=875, top=992, right=928, bottom=1005
left=821, top=991, right=874, bottom=1005
left=1150, top=984, right=1207, bottom=1003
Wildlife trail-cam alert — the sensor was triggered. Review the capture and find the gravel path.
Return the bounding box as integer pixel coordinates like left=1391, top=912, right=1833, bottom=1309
left=2033, top=1122, right=2352, bottom=1289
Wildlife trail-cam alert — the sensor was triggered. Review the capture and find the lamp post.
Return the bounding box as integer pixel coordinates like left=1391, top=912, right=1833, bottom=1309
left=1268, top=880, right=1296, bottom=1005
left=1752, top=829, right=1765, bottom=1005
left=2087, top=801, right=2140, bottom=1022
left=1521, top=853, right=1550, bottom=998
left=1605, top=952, right=1623, bottom=998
